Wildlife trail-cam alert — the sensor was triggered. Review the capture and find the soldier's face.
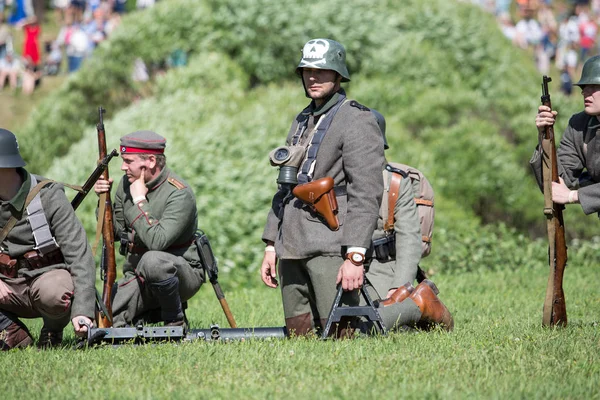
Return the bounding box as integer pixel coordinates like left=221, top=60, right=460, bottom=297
left=581, top=84, right=600, bottom=115
left=121, top=154, right=152, bottom=182
left=302, top=68, right=341, bottom=106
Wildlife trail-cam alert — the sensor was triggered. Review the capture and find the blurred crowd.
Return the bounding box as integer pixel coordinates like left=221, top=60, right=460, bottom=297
left=0, top=0, right=157, bottom=95
left=467, top=0, right=600, bottom=95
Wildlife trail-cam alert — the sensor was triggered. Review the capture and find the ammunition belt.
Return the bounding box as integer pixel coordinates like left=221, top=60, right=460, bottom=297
left=0, top=249, right=64, bottom=278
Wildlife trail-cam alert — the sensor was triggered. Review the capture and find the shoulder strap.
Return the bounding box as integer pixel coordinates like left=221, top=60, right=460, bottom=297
left=384, top=171, right=402, bottom=232
left=27, top=176, right=61, bottom=256
left=297, top=94, right=348, bottom=184
left=0, top=178, right=55, bottom=246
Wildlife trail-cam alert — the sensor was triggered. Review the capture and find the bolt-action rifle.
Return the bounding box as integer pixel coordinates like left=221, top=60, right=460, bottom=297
left=71, top=149, right=119, bottom=210
left=539, top=76, right=568, bottom=327
left=96, top=107, right=117, bottom=328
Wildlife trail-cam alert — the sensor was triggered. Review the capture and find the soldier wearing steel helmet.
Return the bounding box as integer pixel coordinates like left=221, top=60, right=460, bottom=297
left=94, top=130, right=203, bottom=329
left=533, top=55, right=600, bottom=213
left=260, top=38, right=386, bottom=337
left=0, top=128, right=96, bottom=350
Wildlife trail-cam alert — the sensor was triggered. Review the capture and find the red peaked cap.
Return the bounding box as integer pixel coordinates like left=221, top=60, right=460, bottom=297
left=120, top=130, right=166, bottom=154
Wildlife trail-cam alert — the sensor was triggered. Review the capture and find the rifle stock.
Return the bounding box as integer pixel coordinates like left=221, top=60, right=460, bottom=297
left=96, top=107, right=117, bottom=328
left=540, top=76, right=568, bottom=327
left=292, top=177, right=340, bottom=231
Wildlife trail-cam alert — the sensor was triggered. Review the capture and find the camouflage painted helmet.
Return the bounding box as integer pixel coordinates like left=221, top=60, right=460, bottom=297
left=0, top=128, right=26, bottom=168
left=575, top=55, right=600, bottom=87
left=296, top=38, right=350, bottom=82
left=370, top=109, right=389, bottom=150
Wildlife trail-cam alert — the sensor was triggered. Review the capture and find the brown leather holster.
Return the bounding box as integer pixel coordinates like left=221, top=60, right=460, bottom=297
left=0, top=253, right=18, bottom=279
left=292, top=177, right=340, bottom=231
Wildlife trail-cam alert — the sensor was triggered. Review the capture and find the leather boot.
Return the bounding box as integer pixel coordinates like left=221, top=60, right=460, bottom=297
left=285, top=312, right=313, bottom=337
left=0, top=321, right=34, bottom=350
left=380, top=280, right=439, bottom=307
left=150, top=276, right=184, bottom=324
left=409, top=281, right=454, bottom=331
left=37, top=326, right=64, bottom=349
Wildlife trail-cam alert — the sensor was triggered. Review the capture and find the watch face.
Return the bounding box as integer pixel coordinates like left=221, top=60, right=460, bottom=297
left=351, top=253, right=363, bottom=263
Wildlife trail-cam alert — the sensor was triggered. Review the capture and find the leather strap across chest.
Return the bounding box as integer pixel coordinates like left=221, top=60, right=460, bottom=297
left=293, top=94, right=347, bottom=185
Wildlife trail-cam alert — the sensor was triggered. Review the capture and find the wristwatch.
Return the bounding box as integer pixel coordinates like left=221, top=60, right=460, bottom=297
left=346, top=252, right=365, bottom=266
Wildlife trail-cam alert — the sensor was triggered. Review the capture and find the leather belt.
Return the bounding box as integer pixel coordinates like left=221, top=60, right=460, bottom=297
left=128, top=238, right=196, bottom=255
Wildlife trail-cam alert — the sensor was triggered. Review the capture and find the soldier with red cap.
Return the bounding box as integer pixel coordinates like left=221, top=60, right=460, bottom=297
left=94, top=130, right=203, bottom=329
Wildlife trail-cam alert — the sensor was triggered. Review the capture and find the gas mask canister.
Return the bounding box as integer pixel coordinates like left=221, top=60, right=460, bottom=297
left=268, top=146, right=305, bottom=186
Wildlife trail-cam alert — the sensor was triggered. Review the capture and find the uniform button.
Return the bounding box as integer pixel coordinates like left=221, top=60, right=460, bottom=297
left=149, top=219, right=153, bottom=224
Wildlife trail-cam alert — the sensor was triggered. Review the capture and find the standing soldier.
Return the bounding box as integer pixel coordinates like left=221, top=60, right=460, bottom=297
left=0, top=128, right=95, bottom=350
left=260, top=38, right=386, bottom=337
left=367, top=110, right=453, bottom=331
left=533, top=55, right=600, bottom=211
left=94, top=131, right=204, bottom=329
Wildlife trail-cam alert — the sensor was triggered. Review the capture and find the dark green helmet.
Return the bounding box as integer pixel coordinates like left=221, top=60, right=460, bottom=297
left=296, top=38, right=350, bottom=82
left=575, top=55, right=600, bottom=87
left=0, top=128, right=26, bottom=168
left=371, top=109, right=388, bottom=150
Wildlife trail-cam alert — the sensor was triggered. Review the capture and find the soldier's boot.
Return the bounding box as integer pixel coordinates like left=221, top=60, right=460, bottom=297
left=0, top=312, right=34, bottom=350
left=285, top=312, right=313, bottom=337
left=37, top=326, right=64, bottom=349
left=409, top=280, right=453, bottom=332
left=150, top=276, right=185, bottom=331
left=380, top=280, right=439, bottom=307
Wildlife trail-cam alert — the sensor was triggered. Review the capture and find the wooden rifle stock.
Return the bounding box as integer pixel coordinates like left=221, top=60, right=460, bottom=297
left=540, top=76, right=568, bottom=327
left=96, top=107, right=117, bottom=328
left=292, top=177, right=340, bottom=231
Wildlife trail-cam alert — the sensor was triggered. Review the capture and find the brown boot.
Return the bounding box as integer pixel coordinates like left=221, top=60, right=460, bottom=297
left=409, top=280, right=454, bottom=331
left=0, top=321, right=34, bottom=350
left=37, top=326, right=64, bottom=349
left=380, top=282, right=415, bottom=307
left=285, top=313, right=313, bottom=337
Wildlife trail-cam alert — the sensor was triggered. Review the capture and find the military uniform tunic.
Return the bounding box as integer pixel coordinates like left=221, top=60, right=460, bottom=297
left=531, top=112, right=600, bottom=214
left=110, top=166, right=203, bottom=326
left=262, top=90, right=385, bottom=325
left=0, top=168, right=96, bottom=327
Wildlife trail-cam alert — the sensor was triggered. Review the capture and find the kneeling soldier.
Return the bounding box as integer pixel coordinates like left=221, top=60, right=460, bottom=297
left=0, top=128, right=95, bottom=350
left=94, top=131, right=204, bottom=329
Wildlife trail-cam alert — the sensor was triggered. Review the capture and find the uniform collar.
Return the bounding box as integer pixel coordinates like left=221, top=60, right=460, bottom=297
left=303, top=89, right=345, bottom=117
left=146, top=166, right=170, bottom=191
left=7, top=168, right=30, bottom=215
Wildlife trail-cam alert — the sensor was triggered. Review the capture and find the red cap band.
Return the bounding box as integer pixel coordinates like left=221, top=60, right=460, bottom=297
left=120, top=146, right=164, bottom=154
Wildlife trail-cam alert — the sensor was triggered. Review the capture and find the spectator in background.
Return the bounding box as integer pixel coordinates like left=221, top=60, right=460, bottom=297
left=137, top=0, right=155, bottom=9
left=0, top=51, right=22, bottom=91
left=56, top=15, right=89, bottom=73
left=0, top=14, right=11, bottom=59
left=22, top=16, right=40, bottom=68
left=578, top=8, right=597, bottom=61
left=52, top=0, right=70, bottom=25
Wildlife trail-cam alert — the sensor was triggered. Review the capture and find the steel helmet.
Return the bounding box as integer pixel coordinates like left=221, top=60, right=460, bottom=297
left=0, top=129, right=26, bottom=168
left=296, top=38, right=350, bottom=82
left=371, top=109, right=389, bottom=150
left=575, top=55, right=600, bottom=87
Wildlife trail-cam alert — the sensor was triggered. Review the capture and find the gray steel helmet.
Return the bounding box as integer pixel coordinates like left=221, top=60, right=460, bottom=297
left=575, top=55, right=600, bottom=87
left=371, top=109, right=389, bottom=150
left=0, top=128, right=26, bottom=168
left=295, top=38, right=350, bottom=82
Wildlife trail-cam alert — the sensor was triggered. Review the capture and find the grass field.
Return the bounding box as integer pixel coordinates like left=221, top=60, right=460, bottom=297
left=1, top=261, right=598, bottom=399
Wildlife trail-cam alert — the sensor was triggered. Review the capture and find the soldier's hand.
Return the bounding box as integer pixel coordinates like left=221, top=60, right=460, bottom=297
left=536, top=105, right=557, bottom=133
left=336, top=259, right=364, bottom=291
left=130, top=167, right=148, bottom=201
left=0, top=280, right=14, bottom=303
left=72, top=316, right=93, bottom=337
left=94, top=176, right=113, bottom=195
left=552, top=177, right=578, bottom=204
left=260, top=251, right=278, bottom=288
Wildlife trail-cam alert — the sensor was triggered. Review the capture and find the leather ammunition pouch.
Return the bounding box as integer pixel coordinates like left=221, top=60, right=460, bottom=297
left=292, top=176, right=340, bottom=231
left=371, top=233, right=396, bottom=262
left=0, top=249, right=64, bottom=278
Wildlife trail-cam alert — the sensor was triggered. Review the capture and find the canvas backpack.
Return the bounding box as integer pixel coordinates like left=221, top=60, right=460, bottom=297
left=383, top=162, right=435, bottom=258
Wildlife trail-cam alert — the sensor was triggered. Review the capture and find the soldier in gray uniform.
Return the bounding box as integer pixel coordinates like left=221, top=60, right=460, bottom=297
left=366, top=110, right=453, bottom=331
left=260, top=38, right=386, bottom=337
left=0, top=128, right=95, bottom=350
left=533, top=55, right=600, bottom=212
left=94, top=131, right=203, bottom=328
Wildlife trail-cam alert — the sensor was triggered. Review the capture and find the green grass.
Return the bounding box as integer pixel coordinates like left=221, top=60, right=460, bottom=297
left=3, top=263, right=598, bottom=399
